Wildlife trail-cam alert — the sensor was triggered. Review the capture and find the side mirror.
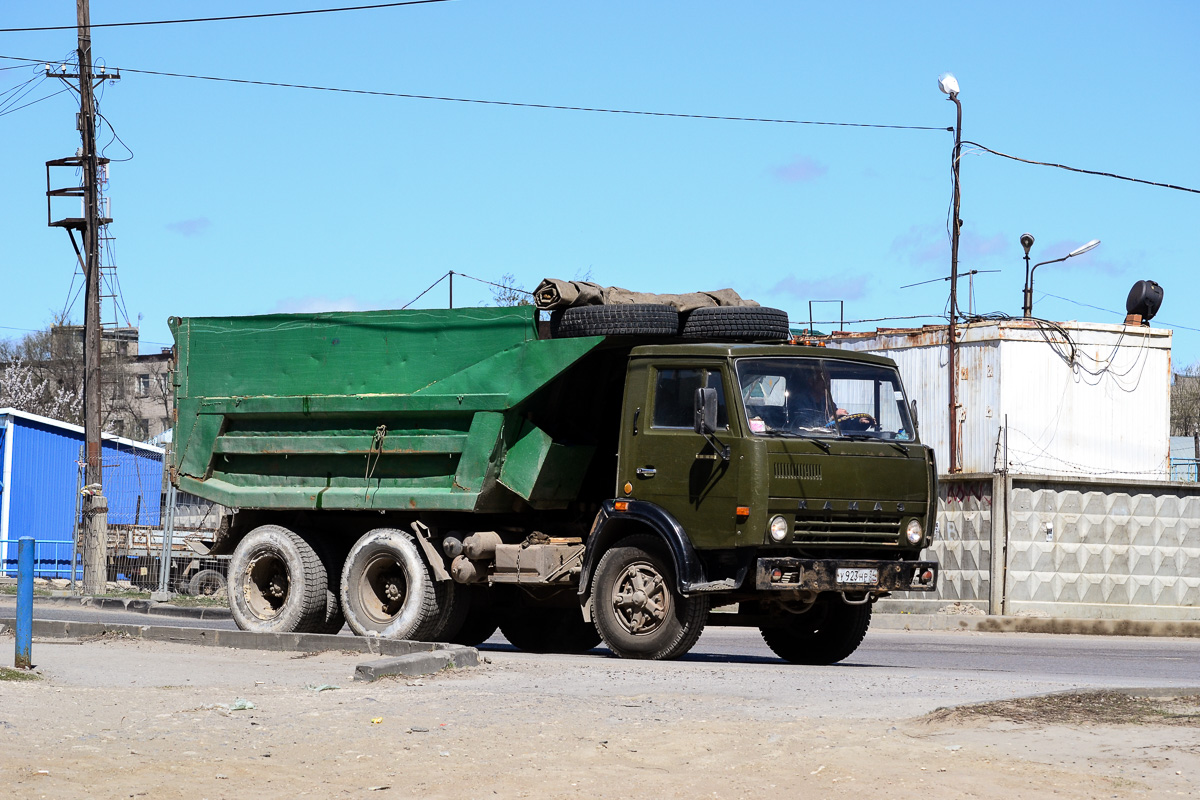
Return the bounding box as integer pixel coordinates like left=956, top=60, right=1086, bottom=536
left=909, top=399, right=920, bottom=433
left=694, top=387, right=718, bottom=435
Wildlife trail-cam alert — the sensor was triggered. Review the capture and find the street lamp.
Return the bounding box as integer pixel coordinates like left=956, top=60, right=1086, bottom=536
left=1022, top=239, right=1101, bottom=317
left=939, top=72, right=963, bottom=473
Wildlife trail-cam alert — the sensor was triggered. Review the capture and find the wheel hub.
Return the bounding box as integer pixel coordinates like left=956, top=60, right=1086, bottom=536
left=611, top=563, right=669, bottom=635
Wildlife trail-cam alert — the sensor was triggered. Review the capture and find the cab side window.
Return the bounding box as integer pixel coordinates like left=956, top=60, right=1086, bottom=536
left=652, top=368, right=728, bottom=429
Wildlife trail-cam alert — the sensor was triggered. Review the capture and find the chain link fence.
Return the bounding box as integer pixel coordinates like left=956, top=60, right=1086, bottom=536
left=1, top=441, right=228, bottom=597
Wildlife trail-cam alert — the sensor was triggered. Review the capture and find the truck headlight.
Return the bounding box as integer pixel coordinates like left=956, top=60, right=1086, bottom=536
left=769, top=515, right=789, bottom=542
left=906, top=519, right=923, bottom=544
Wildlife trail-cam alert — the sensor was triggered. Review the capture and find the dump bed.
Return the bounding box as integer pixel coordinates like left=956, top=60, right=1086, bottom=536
left=169, top=307, right=608, bottom=513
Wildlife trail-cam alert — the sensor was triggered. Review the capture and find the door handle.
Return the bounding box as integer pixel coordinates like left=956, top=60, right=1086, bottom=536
left=636, top=467, right=657, bottom=478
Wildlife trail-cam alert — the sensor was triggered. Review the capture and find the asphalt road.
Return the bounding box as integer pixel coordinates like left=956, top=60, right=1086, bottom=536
left=4, top=597, right=1198, bottom=690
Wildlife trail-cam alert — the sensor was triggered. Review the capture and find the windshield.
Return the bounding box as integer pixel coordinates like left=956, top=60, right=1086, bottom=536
left=735, top=357, right=915, bottom=441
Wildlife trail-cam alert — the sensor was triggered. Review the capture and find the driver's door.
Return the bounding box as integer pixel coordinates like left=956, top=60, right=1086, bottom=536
left=618, top=361, right=742, bottom=549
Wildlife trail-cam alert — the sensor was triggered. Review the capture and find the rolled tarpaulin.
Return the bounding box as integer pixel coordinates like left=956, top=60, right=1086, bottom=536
left=534, top=278, right=758, bottom=311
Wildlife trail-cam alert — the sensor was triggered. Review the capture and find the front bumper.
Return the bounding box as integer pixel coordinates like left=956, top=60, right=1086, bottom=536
left=756, top=558, right=938, bottom=592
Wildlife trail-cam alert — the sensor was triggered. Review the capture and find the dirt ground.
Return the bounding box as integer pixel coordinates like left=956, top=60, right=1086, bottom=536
left=0, top=633, right=1197, bottom=799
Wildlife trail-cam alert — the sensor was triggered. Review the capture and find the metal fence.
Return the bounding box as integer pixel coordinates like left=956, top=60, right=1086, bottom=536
left=1, top=439, right=228, bottom=596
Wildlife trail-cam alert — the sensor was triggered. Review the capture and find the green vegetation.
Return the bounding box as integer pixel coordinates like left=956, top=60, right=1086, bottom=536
left=0, top=667, right=40, bottom=682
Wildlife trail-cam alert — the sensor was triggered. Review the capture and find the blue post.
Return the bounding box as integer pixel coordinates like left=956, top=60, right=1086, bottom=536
left=15, top=536, right=34, bottom=669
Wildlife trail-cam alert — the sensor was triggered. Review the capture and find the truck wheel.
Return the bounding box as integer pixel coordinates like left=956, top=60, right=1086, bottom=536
left=310, top=540, right=347, bottom=634
left=549, top=304, right=679, bottom=338
left=228, top=525, right=330, bottom=634
left=498, top=608, right=601, bottom=654
left=679, top=306, right=790, bottom=341
left=759, top=596, right=872, bottom=665
left=591, top=535, right=710, bottom=660
left=449, top=587, right=500, bottom=647
left=340, top=528, right=447, bottom=641
left=186, top=568, right=227, bottom=598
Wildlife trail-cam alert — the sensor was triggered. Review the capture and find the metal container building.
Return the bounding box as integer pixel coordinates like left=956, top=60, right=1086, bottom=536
left=829, top=320, right=1172, bottom=480
left=0, top=408, right=165, bottom=577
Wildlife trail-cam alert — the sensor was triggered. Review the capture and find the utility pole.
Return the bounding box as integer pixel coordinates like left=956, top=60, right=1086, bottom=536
left=45, top=1, right=120, bottom=594
left=76, top=0, right=108, bottom=595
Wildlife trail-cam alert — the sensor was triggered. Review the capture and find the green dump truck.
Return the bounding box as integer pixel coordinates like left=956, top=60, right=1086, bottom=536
left=169, top=305, right=937, bottom=662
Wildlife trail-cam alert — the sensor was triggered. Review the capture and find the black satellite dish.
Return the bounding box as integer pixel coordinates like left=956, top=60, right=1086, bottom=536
left=1125, top=280, right=1163, bottom=322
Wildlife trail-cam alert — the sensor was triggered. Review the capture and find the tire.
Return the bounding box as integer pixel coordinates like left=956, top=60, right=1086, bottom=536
left=340, top=528, right=448, bottom=641
left=759, top=595, right=872, bottom=665
left=549, top=304, right=679, bottom=338
left=591, top=534, right=710, bottom=660
left=186, top=568, right=227, bottom=598
left=498, top=607, right=602, bottom=654
left=310, top=540, right=347, bottom=635
left=679, top=306, right=790, bottom=341
left=449, top=586, right=500, bottom=647
left=228, top=525, right=330, bottom=634
left=426, top=580, right=470, bottom=642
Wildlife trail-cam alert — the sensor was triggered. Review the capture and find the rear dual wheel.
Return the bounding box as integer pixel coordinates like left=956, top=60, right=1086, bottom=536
left=339, top=528, right=463, bottom=641
left=228, top=525, right=332, bottom=634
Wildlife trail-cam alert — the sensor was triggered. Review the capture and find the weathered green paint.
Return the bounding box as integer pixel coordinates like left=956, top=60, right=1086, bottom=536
left=500, top=421, right=595, bottom=506
left=171, top=307, right=604, bottom=512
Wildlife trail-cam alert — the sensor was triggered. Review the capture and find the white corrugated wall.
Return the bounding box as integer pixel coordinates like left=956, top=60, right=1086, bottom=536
left=830, top=321, right=1171, bottom=480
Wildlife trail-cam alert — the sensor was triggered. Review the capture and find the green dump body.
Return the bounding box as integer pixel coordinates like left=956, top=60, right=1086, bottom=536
left=169, top=306, right=608, bottom=514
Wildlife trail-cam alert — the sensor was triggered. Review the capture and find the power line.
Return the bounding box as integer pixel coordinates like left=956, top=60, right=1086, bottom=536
left=1038, top=290, right=1200, bottom=333
left=0, top=1, right=453, bottom=33
left=0, top=86, right=72, bottom=117
left=0, top=55, right=951, bottom=131
left=962, top=140, right=1200, bottom=195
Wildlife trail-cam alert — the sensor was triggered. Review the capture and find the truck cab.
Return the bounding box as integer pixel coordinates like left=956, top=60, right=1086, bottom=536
left=577, top=343, right=938, bottom=661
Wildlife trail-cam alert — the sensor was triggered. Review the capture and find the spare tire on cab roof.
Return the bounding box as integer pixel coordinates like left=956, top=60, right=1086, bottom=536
left=548, top=303, right=679, bottom=338
left=679, top=306, right=790, bottom=341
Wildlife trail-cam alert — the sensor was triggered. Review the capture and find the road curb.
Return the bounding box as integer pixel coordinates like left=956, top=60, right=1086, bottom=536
left=0, top=618, right=479, bottom=677
left=355, top=648, right=480, bottom=681
left=32, top=594, right=234, bottom=620
left=874, top=613, right=1200, bottom=638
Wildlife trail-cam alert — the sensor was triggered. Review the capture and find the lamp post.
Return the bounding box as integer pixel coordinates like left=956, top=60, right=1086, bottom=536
left=1021, top=239, right=1101, bottom=318
left=939, top=72, right=963, bottom=473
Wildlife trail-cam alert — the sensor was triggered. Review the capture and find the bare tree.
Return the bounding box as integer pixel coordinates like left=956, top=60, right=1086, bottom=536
left=1171, top=362, right=1200, bottom=439
left=491, top=273, right=533, bottom=307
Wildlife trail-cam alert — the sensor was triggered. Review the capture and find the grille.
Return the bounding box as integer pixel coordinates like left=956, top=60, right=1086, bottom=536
left=773, top=462, right=822, bottom=481
left=793, top=514, right=901, bottom=544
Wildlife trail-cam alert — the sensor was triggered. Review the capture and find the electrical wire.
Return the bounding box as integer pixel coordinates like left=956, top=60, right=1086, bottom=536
left=453, top=271, right=535, bottom=295
left=0, top=1, right=453, bottom=32
left=0, top=86, right=71, bottom=117
left=962, top=140, right=1200, bottom=195
left=0, top=54, right=951, bottom=131
left=1038, top=291, right=1200, bottom=334
left=400, top=272, right=450, bottom=309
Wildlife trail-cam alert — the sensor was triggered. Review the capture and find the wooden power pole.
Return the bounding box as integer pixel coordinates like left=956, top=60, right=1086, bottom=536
left=77, top=0, right=108, bottom=594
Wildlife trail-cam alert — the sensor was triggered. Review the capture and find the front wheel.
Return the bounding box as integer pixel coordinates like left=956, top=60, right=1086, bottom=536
left=759, top=595, right=872, bottom=665
left=591, top=535, right=709, bottom=660
left=228, top=525, right=330, bottom=633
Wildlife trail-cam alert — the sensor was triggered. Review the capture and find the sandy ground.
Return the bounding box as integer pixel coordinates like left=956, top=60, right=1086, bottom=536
left=0, top=632, right=1196, bottom=800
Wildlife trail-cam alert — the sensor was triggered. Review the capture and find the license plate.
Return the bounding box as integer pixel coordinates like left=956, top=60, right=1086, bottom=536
left=836, top=567, right=878, bottom=585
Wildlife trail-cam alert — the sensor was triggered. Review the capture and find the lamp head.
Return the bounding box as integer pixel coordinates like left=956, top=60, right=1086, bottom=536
left=938, top=72, right=960, bottom=96
left=1020, top=233, right=1035, bottom=256
left=1068, top=239, right=1101, bottom=258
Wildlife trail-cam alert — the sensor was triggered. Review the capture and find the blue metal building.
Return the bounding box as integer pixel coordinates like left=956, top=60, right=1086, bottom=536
left=0, top=408, right=165, bottom=578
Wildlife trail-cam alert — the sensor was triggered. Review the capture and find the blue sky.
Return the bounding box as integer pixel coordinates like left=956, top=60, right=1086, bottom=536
left=2, top=2, right=1198, bottom=365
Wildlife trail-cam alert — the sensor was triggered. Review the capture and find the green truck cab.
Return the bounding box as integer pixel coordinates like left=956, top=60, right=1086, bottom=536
left=169, top=305, right=937, bottom=662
